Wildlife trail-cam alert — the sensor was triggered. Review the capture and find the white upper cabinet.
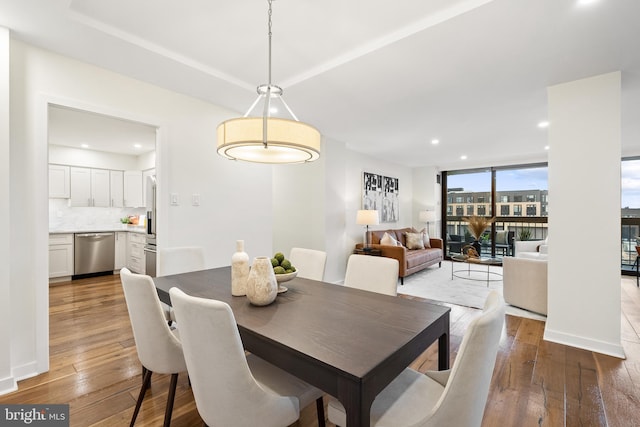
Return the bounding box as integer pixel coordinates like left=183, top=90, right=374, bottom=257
left=70, top=167, right=110, bottom=207
left=124, top=170, right=143, bottom=208
left=70, top=167, right=92, bottom=207
left=110, top=170, right=124, bottom=208
left=48, top=164, right=70, bottom=198
left=91, top=169, right=110, bottom=207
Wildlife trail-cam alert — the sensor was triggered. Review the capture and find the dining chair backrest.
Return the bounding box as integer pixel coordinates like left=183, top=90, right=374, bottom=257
left=169, top=288, right=300, bottom=427
left=120, top=268, right=186, bottom=374
left=289, top=247, right=327, bottom=281
left=423, top=290, right=504, bottom=427
left=344, top=254, right=399, bottom=296
left=158, top=246, right=205, bottom=276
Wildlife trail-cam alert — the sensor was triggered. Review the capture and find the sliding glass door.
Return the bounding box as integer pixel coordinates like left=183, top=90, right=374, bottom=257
left=443, top=164, right=548, bottom=259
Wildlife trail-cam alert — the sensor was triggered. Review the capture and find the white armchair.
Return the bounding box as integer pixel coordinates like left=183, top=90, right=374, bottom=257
left=502, top=256, right=548, bottom=315
left=514, top=238, right=548, bottom=260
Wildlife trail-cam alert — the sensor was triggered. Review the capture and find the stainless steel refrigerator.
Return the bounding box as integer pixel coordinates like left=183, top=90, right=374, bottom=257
left=144, top=175, right=157, bottom=277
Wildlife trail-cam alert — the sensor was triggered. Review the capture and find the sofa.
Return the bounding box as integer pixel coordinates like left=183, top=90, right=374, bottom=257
left=355, top=227, right=443, bottom=284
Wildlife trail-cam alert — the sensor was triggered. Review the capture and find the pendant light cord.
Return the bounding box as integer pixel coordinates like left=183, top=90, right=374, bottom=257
left=262, top=0, right=274, bottom=147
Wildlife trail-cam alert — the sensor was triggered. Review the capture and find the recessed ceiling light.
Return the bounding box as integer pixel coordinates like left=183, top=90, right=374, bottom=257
left=544, top=145, right=550, bottom=151
left=577, top=0, right=599, bottom=6
left=81, top=144, right=89, bottom=149
left=134, top=144, right=142, bottom=149
left=431, top=139, right=439, bottom=145
left=538, top=121, right=549, bottom=128
left=460, top=155, right=467, bottom=160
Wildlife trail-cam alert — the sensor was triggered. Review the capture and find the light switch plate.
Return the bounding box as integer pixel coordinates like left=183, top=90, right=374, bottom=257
left=170, top=193, right=179, bottom=206
left=192, top=194, right=200, bottom=206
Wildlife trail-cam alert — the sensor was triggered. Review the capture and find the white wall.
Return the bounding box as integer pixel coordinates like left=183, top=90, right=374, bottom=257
left=272, top=150, right=326, bottom=262
left=412, top=166, right=441, bottom=237
left=545, top=72, right=624, bottom=358
left=6, top=39, right=426, bottom=388
left=342, top=149, right=414, bottom=279
left=8, top=40, right=274, bottom=381
left=0, top=27, right=17, bottom=395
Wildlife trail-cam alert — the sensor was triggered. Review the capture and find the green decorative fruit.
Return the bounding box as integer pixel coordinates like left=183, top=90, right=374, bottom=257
left=274, top=252, right=285, bottom=263
left=273, top=266, right=286, bottom=274
left=271, top=258, right=279, bottom=267
left=285, top=269, right=293, bottom=274
left=281, top=259, right=291, bottom=270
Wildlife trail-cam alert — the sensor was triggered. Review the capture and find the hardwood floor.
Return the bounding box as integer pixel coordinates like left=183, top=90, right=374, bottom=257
left=1, top=274, right=639, bottom=426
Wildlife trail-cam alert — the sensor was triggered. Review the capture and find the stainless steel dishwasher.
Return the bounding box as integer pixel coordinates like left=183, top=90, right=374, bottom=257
left=74, top=232, right=115, bottom=275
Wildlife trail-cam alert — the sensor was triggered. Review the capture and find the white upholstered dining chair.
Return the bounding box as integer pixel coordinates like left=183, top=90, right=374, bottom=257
left=343, top=254, right=399, bottom=296
left=120, top=268, right=187, bottom=427
left=327, top=291, right=505, bottom=427
left=169, top=287, right=326, bottom=427
left=289, top=247, right=327, bottom=281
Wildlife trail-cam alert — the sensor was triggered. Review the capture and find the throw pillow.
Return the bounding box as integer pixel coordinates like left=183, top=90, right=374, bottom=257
left=495, top=230, right=507, bottom=245
left=380, top=232, right=399, bottom=246
left=405, top=232, right=425, bottom=250
left=418, top=228, right=432, bottom=248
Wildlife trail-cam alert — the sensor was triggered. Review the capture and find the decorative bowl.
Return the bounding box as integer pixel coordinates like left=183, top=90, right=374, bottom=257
left=275, top=270, right=298, bottom=283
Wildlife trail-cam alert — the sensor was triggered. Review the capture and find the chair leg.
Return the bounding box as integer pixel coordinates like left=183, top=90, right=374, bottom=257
left=163, top=373, right=179, bottom=427
left=400, top=277, right=404, bottom=285
left=141, top=366, right=151, bottom=390
left=130, top=369, right=153, bottom=427
left=315, top=396, right=326, bottom=427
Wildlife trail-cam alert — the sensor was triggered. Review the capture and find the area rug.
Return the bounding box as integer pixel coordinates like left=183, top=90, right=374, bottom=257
left=397, top=261, right=547, bottom=321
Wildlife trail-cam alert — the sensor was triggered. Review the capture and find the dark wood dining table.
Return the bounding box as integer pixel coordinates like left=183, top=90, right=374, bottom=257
left=154, top=266, right=450, bottom=427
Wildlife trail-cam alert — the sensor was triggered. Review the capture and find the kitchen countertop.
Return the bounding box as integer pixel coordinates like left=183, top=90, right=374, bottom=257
left=49, top=225, right=147, bottom=234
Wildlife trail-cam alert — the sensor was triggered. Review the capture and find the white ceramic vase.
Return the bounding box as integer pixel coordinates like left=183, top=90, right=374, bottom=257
left=246, top=256, right=278, bottom=306
left=231, top=240, right=250, bottom=296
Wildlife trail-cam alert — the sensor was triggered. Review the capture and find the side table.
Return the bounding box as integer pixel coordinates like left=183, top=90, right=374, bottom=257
left=353, top=248, right=382, bottom=256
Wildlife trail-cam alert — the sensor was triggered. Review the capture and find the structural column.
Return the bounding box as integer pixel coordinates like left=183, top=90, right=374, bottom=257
left=545, top=71, right=624, bottom=358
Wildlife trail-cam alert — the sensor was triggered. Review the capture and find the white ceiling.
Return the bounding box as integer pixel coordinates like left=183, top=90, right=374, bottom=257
left=3, top=0, right=640, bottom=169
left=48, top=105, right=157, bottom=155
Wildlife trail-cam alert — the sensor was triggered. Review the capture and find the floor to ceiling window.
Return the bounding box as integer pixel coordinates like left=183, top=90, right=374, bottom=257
left=442, top=164, right=548, bottom=258
left=621, top=157, right=640, bottom=272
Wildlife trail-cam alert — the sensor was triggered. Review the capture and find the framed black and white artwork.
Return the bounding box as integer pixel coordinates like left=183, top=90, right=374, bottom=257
left=382, top=176, right=399, bottom=222
left=362, top=172, right=399, bottom=222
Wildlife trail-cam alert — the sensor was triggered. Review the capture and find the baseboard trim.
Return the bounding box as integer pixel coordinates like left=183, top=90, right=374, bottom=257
left=12, top=361, right=40, bottom=383
left=544, top=328, right=626, bottom=359
left=0, top=375, right=17, bottom=396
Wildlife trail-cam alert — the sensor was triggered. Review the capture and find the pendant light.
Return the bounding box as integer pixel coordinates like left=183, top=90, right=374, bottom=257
left=217, top=0, right=321, bottom=164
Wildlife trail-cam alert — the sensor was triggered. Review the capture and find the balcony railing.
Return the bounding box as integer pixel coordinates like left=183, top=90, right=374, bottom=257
left=446, top=216, right=638, bottom=275
left=445, top=216, right=548, bottom=258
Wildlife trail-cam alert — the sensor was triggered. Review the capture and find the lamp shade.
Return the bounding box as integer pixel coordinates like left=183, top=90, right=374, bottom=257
left=356, top=210, right=379, bottom=226
left=419, top=210, right=437, bottom=223
left=217, top=117, right=321, bottom=164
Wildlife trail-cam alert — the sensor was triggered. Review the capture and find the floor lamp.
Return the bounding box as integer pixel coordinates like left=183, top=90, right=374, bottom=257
left=357, top=210, right=379, bottom=251
left=419, top=210, right=437, bottom=236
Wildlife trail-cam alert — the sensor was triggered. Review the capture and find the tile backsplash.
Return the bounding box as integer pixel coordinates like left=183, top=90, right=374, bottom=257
left=49, top=198, right=146, bottom=230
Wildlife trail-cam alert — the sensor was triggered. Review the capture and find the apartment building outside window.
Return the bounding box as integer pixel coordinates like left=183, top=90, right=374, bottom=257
left=478, top=205, right=486, bottom=215
left=526, top=204, right=537, bottom=216
left=467, top=205, right=474, bottom=215
left=513, top=205, right=522, bottom=216
left=501, top=205, right=510, bottom=215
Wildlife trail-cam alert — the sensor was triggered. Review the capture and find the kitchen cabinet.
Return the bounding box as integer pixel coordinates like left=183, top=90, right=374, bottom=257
left=69, top=167, right=110, bottom=207
left=127, top=232, right=146, bottom=274
left=49, top=233, right=74, bottom=279
left=49, top=164, right=70, bottom=198
left=124, top=170, right=143, bottom=208
left=110, top=170, right=124, bottom=208
left=114, top=231, right=127, bottom=270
